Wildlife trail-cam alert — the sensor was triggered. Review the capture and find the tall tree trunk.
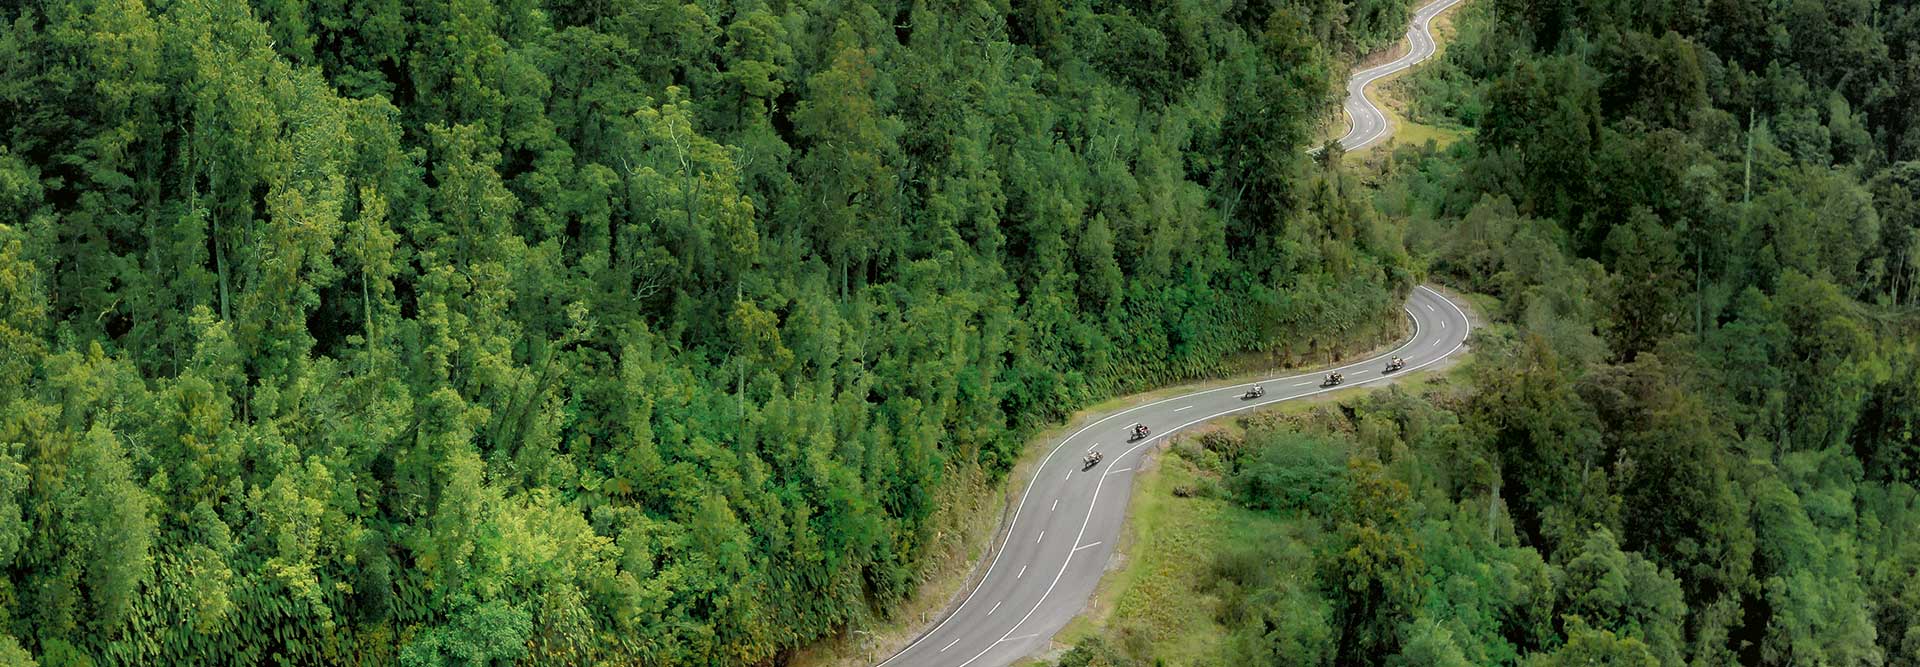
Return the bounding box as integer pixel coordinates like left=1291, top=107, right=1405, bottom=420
left=1487, top=480, right=1501, bottom=543
left=211, top=165, right=231, bottom=323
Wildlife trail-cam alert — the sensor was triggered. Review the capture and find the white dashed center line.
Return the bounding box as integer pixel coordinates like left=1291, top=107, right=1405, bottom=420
left=989, top=601, right=1002, bottom=615
left=1174, top=405, right=1193, bottom=411
left=1036, top=530, right=1045, bottom=544
left=942, top=637, right=962, bottom=652
left=1294, top=381, right=1314, bottom=387
left=1018, top=565, right=1027, bottom=578
left=1051, top=499, right=1058, bottom=512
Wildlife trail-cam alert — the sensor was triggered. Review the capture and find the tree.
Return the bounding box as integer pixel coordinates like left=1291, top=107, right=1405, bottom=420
left=792, top=30, right=900, bottom=298
left=1397, top=618, right=1476, bottom=667
left=1327, top=458, right=1425, bottom=665
left=1602, top=210, right=1684, bottom=362
left=399, top=597, right=534, bottom=667
left=0, top=223, right=47, bottom=404
left=1554, top=528, right=1687, bottom=665
left=1528, top=617, right=1662, bottom=667
left=628, top=89, right=758, bottom=303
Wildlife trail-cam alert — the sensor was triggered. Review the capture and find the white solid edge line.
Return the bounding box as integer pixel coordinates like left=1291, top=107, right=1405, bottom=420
left=880, top=284, right=1467, bottom=667
left=954, top=285, right=1468, bottom=667
left=1321, top=0, right=1466, bottom=152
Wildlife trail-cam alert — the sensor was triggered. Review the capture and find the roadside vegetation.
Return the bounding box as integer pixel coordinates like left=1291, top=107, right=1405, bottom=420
left=1056, top=0, right=1920, bottom=665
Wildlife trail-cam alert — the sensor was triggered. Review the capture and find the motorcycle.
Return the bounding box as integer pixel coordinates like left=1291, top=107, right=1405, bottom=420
left=1243, top=385, right=1266, bottom=399
left=1083, top=451, right=1104, bottom=469
left=1385, top=357, right=1405, bottom=372
left=1128, top=423, right=1151, bottom=442
left=1323, top=372, right=1344, bottom=387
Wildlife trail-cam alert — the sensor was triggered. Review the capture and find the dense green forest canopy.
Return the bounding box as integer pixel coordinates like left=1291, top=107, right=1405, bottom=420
left=0, top=0, right=1424, bottom=664
left=1063, top=0, right=1920, bottom=666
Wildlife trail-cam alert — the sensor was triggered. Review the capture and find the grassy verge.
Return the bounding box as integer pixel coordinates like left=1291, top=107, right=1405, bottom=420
left=1036, top=438, right=1297, bottom=666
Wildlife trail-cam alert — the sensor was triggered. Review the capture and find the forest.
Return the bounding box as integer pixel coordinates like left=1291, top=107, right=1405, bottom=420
left=1058, top=0, right=1920, bottom=665
left=0, top=0, right=1425, bottom=664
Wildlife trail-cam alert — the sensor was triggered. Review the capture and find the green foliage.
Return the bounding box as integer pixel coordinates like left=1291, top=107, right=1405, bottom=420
left=0, top=0, right=1420, bottom=663
left=0, top=635, right=34, bottom=667
left=399, top=597, right=533, bottom=667
left=1064, top=0, right=1920, bottom=663
left=1527, top=617, right=1661, bottom=667
left=1364, top=0, right=1920, bottom=663
left=1555, top=528, right=1686, bottom=665
left=1229, top=431, right=1349, bottom=514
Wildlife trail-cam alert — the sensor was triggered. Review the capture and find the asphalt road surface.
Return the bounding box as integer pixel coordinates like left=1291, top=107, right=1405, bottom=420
left=1334, top=0, right=1467, bottom=151
left=875, top=286, right=1472, bottom=667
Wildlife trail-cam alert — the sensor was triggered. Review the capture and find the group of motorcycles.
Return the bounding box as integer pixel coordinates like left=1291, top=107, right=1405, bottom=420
left=1323, top=356, right=1406, bottom=386
left=1082, top=357, right=1409, bottom=470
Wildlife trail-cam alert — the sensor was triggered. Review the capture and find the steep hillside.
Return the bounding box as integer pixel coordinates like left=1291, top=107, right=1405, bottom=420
left=0, top=0, right=1420, bottom=664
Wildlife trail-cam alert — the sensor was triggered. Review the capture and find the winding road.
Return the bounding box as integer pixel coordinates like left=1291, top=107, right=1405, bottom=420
left=1335, top=0, right=1466, bottom=151
left=874, top=287, right=1471, bottom=667
left=873, top=4, right=1468, bottom=665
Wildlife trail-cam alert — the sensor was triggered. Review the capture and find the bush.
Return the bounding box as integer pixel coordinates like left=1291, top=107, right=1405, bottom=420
left=1229, top=431, right=1350, bottom=514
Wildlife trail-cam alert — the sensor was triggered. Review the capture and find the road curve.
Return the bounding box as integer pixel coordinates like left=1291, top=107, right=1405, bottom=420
left=1334, top=0, right=1466, bottom=151
left=875, top=286, right=1471, bottom=667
